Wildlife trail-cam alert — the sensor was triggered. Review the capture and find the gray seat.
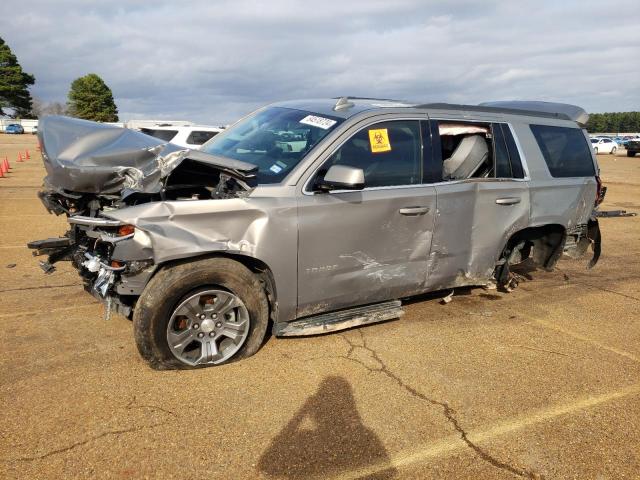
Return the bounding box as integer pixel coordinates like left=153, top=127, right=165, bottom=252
left=442, top=135, right=489, bottom=180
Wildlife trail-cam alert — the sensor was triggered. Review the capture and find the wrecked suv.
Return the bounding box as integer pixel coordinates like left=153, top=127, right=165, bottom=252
left=30, top=99, right=603, bottom=369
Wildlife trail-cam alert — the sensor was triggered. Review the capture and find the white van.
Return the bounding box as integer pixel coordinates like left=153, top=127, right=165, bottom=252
left=139, top=125, right=225, bottom=149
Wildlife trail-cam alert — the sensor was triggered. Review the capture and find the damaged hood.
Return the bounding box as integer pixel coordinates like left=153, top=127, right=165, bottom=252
left=38, top=115, right=258, bottom=195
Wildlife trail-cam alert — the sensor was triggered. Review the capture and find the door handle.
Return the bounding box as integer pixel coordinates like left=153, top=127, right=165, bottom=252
left=495, top=197, right=521, bottom=206
left=399, top=206, right=430, bottom=215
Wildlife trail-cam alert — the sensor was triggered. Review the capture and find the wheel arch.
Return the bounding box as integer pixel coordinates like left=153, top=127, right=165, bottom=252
left=150, top=251, right=279, bottom=324
left=494, top=223, right=567, bottom=285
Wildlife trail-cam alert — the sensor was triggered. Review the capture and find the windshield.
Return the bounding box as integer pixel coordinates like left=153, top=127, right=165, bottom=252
left=201, top=107, right=344, bottom=184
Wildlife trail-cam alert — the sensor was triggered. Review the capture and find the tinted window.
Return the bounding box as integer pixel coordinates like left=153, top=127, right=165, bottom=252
left=186, top=130, right=218, bottom=145
left=140, top=128, right=178, bottom=142
left=321, top=120, right=422, bottom=188
left=492, top=124, right=511, bottom=178
left=529, top=125, right=595, bottom=177
left=502, top=125, right=524, bottom=178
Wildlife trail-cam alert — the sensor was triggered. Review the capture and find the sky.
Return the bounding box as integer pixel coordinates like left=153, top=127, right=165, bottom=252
left=1, top=0, right=639, bottom=124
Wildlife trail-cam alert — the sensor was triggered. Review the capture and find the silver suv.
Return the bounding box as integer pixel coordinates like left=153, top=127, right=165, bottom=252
left=30, top=99, right=604, bottom=369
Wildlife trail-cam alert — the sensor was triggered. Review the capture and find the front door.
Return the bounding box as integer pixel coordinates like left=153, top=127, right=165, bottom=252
left=296, top=119, right=436, bottom=317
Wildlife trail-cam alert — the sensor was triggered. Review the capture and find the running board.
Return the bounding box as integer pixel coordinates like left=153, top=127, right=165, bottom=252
left=274, top=300, right=404, bottom=337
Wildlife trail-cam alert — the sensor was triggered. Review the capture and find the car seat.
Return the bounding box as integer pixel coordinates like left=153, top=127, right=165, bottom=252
left=442, top=135, right=489, bottom=180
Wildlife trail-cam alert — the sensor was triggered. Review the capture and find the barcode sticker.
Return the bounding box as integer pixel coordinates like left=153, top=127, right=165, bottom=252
left=299, top=115, right=337, bottom=130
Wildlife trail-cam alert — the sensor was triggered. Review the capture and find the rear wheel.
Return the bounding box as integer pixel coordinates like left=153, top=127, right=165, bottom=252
left=594, top=147, right=599, bottom=155
left=133, top=257, right=269, bottom=369
left=628, top=151, right=637, bottom=157
left=611, top=146, right=617, bottom=155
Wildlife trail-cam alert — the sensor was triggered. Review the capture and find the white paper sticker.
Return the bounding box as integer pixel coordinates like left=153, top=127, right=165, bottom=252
left=269, top=164, right=283, bottom=173
left=299, top=115, right=337, bottom=130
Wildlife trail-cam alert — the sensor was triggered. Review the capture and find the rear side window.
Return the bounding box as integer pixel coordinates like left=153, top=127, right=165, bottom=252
left=140, top=128, right=178, bottom=142
left=186, top=130, right=219, bottom=145
left=502, top=125, right=524, bottom=178
left=530, top=125, right=595, bottom=177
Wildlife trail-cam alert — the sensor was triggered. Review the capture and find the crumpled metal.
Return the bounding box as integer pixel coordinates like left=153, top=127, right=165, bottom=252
left=38, top=115, right=257, bottom=195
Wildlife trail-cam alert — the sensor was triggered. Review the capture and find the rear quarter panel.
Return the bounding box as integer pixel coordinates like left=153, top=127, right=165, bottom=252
left=511, top=121, right=596, bottom=229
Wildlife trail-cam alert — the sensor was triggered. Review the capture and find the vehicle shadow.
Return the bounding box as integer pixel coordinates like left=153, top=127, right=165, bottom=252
left=258, top=375, right=397, bottom=479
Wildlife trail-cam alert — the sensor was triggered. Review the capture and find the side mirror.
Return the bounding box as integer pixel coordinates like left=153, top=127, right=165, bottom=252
left=316, top=165, right=365, bottom=192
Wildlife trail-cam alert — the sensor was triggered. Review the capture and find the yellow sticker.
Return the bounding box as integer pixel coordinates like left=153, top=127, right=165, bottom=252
left=368, top=128, right=391, bottom=153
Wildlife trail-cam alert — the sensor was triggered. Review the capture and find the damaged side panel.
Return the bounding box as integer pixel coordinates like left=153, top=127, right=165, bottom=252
left=104, top=193, right=299, bottom=321
left=428, top=180, right=530, bottom=290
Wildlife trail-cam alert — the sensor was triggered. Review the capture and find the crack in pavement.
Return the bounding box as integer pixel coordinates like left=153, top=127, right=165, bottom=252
left=337, top=330, right=540, bottom=479
left=0, top=283, right=82, bottom=293
left=6, top=397, right=177, bottom=463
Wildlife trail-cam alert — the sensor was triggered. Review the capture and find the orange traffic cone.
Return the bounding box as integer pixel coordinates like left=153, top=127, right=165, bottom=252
left=25, top=149, right=30, bottom=160
left=17, top=152, right=23, bottom=162
left=1, top=158, right=8, bottom=174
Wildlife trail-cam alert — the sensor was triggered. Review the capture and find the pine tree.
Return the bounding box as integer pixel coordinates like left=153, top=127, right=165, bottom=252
left=67, top=73, right=119, bottom=122
left=0, top=36, right=35, bottom=118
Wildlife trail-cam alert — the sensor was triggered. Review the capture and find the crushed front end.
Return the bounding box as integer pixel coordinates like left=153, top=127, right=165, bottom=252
left=28, top=206, right=156, bottom=318
left=28, top=115, right=257, bottom=318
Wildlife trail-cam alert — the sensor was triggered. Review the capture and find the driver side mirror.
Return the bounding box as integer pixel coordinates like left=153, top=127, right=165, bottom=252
left=315, top=165, right=365, bottom=192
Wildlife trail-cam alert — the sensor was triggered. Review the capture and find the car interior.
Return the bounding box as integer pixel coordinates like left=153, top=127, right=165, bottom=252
left=438, top=122, right=493, bottom=180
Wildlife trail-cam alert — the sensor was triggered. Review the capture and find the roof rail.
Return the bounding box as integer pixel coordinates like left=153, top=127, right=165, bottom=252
left=479, top=101, right=589, bottom=125
left=416, top=103, right=574, bottom=122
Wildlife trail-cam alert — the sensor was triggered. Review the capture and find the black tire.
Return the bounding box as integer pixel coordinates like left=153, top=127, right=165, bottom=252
left=133, top=257, right=269, bottom=369
left=611, top=147, right=617, bottom=155
left=628, top=151, right=637, bottom=157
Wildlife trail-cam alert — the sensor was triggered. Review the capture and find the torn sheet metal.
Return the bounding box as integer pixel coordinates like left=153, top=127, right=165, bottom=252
left=38, top=115, right=257, bottom=195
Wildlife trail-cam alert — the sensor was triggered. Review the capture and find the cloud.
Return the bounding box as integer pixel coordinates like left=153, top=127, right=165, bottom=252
left=1, top=0, right=638, bottom=123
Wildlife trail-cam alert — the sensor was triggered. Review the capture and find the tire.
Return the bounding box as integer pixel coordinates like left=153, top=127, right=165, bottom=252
left=133, top=257, right=269, bottom=369
left=594, top=148, right=598, bottom=155
left=628, top=151, right=637, bottom=157
left=611, top=147, right=617, bottom=155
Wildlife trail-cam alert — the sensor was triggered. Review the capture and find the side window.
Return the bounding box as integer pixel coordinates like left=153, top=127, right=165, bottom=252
left=492, top=123, right=512, bottom=178
left=186, top=130, right=218, bottom=145
left=530, top=124, right=595, bottom=177
left=434, top=121, right=526, bottom=181
left=502, top=125, right=525, bottom=178
left=320, top=120, right=422, bottom=188
left=437, top=121, right=492, bottom=180
left=140, top=128, right=178, bottom=142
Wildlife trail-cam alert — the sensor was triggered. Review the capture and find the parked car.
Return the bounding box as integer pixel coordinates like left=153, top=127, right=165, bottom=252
left=139, top=125, right=224, bottom=149
left=627, top=138, right=640, bottom=157
left=29, top=101, right=603, bottom=369
left=5, top=123, right=24, bottom=134
left=591, top=137, right=617, bottom=154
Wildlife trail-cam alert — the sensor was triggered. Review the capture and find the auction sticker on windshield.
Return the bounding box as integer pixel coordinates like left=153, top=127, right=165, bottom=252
left=299, top=115, right=337, bottom=130
left=369, top=128, right=391, bottom=153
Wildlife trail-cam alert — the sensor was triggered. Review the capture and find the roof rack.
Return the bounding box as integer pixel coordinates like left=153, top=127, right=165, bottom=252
left=416, top=103, right=572, bottom=122
left=416, top=101, right=589, bottom=125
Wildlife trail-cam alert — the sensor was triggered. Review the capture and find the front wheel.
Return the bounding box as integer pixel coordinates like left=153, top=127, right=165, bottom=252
left=133, top=257, right=269, bottom=369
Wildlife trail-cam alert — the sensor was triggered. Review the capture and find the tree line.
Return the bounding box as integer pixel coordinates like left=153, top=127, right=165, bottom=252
left=1, top=36, right=118, bottom=122
left=585, top=111, right=640, bottom=134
